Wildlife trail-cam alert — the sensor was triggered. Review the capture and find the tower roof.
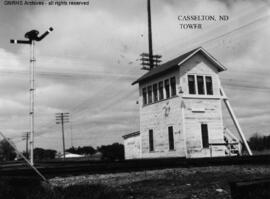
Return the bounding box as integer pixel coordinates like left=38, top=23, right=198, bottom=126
left=132, top=47, right=226, bottom=85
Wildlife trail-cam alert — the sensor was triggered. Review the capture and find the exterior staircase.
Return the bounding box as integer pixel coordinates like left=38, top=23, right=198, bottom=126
left=224, top=128, right=242, bottom=156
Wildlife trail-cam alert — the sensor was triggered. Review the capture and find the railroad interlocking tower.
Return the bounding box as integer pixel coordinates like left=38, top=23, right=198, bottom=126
left=123, top=47, right=242, bottom=159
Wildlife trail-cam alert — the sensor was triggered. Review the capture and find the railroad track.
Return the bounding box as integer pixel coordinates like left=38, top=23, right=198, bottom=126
left=1, top=155, right=270, bottom=178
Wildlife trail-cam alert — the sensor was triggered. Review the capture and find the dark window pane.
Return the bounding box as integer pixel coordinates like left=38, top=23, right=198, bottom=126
left=197, top=76, right=205, bottom=95
left=149, top=129, right=154, bottom=151
left=147, top=86, right=152, bottom=104
left=153, top=84, right=158, bottom=102
left=170, top=77, right=176, bottom=96
left=188, top=75, right=196, bottom=94
left=168, top=126, right=174, bottom=150
left=158, top=81, right=164, bottom=100
left=201, top=124, right=209, bottom=148
left=143, top=88, right=147, bottom=105
left=206, top=76, right=213, bottom=95
left=165, top=79, right=170, bottom=98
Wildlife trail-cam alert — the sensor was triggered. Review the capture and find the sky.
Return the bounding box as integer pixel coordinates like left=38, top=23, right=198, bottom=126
left=0, top=0, right=269, bottom=152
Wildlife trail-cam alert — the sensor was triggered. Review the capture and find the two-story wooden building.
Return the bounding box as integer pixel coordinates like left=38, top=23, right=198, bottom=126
left=123, top=47, right=242, bottom=159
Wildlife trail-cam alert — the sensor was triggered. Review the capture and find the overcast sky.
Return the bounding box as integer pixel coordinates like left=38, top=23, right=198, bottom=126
left=0, top=0, right=269, bottom=152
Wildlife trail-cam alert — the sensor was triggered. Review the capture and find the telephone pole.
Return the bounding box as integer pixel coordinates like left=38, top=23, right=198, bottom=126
left=141, top=0, right=162, bottom=71
left=10, top=27, right=53, bottom=165
left=56, top=112, right=70, bottom=160
left=22, top=132, right=30, bottom=159
left=147, top=0, right=154, bottom=69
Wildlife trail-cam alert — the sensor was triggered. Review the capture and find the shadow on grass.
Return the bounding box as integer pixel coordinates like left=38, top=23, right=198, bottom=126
left=0, top=177, right=124, bottom=199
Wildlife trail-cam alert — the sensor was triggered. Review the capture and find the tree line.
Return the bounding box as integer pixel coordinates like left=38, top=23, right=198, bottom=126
left=1, top=133, right=269, bottom=162
left=0, top=140, right=124, bottom=162
left=248, top=133, right=270, bottom=151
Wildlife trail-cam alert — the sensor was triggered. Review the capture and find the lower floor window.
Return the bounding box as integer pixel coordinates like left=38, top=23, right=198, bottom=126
left=149, top=129, right=154, bottom=151
left=201, top=124, right=209, bottom=148
left=168, top=126, right=174, bottom=150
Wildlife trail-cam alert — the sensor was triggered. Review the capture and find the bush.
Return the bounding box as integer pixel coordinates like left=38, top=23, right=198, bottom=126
left=97, top=143, right=124, bottom=161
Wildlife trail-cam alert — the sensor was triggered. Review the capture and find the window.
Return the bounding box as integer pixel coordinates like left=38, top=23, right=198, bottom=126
left=201, top=124, right=209, bottom=148
left=170, top=77, right=176, bottom=96
left=149, top=129, right=154, bottom=151
left=206, top=76, right=213, bottom=95
left=153, top=84, right=158, bottom=102
left=188, top=74, right=214, bottom=95
left=142, top=88, right=147, bottom=105
left=142, top=76, right=177, bottom=105
left=197, top=76, right=205, bottom=95
left=188, top=75, right=196, bottom=94
left=147, top=86, right=152, bottom=104
left=165, top=79, right=170, bottom=98
left=158, top=81, right=164, bottom=100
left=168, top=126, right=174, bottom=150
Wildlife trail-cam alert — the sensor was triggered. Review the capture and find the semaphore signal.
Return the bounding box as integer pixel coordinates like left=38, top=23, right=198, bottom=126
left=10, top=27, right=53, bottom=166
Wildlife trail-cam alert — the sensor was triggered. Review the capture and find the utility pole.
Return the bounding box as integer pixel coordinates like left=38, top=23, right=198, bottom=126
left=141, top=0, right=162, bottom=71
left=56, top=112, right=70, bottom=160
left=147, top=0, right=154, bottom=69
left=10, top=27, right=53, bottom=166
left=22, top=132, right=30, bottom=159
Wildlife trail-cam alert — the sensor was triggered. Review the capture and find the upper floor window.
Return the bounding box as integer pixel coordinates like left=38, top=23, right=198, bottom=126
left=188, top=74, right=213, bottom=96
left=188, top=75, right=196, bottom=94
left=170, top=77, right=176, bottom=97
left=147, top=86, right=152, bottom=104
left=142, top=88, right=147, bottom=105
left=142, top=76, right=177, bottom=105
left=165, top=79, right=170, bottom=99
left=153, top=84, right=158, bottom=102
left=206, top=76, right=213, bottom=95
left=197, top=75, right=205, bottom=95
left=158, top=81, right=164, bottom=100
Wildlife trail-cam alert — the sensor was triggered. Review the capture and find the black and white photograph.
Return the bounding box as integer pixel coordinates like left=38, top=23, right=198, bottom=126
left=0, top=0, right=270, bottom=198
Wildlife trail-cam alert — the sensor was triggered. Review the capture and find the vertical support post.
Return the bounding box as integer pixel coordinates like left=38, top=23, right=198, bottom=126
left=30, top=41, right=35, bottom=165
left=147, top=0, right=154, bottom=69
left=220, top=87, right=253, bottom=156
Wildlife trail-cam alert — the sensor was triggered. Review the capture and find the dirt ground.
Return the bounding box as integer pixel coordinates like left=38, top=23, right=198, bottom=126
left=50, top=164, right=270, bottom=199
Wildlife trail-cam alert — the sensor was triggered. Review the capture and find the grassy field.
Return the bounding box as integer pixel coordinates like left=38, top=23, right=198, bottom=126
left=1, top=164, right=270, bottom=199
